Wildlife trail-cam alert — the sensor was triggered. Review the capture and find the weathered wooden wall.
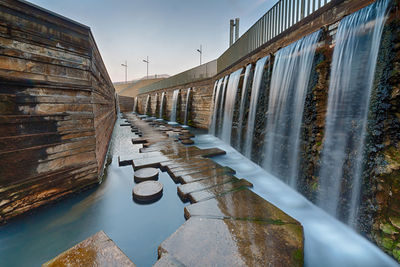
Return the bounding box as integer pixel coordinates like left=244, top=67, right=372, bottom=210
left=0, top=0, right=116, bottom=223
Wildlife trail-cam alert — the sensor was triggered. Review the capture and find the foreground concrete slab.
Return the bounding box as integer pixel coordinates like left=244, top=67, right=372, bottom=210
left=157, top=217, right=303, bottom=267
left=43, top=231, right=136, bottom=267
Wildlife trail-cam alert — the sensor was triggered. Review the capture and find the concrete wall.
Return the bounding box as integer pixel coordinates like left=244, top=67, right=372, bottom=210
left=137, top=78, right=214, bottom=129
left=0, top=0, right=116, bottom=223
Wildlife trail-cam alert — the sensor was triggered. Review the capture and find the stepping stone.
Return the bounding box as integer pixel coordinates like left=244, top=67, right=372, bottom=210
left=133, top=181, right=163, bottom=203
left=185, top=189, right=300, bottom=224
left=134, top=167, right=159, bottom=183
left=131, top=138, right=147, bottom=144
left=156, top=217, right=303, bottom=267
left=188, top=179, right=253, bottom=203
left=177, top=175, right=238, bottom=201
left=181, top=139, right=194, bottom=145
left=180, top=168, right=236, bottom=184
left=43, top=231, right=136, bottom=267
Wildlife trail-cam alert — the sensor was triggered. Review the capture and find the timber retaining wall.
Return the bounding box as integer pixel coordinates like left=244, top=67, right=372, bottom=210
left=0, top=0, right=116, bottom=223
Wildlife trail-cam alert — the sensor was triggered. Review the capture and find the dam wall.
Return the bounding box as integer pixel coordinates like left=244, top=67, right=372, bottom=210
left=134, top=0, right=400, bottom=260
left=0, top=0, right=116, bottom=223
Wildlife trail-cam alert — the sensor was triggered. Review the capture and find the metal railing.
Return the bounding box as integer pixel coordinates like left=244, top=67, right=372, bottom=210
left=139, top=60, right=217, bottom=94
left=217, top=0, right=331, bottom=72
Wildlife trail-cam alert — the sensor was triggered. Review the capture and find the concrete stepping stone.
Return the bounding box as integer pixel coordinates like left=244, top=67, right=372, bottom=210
left=156, top=217, right=303, bottom=267
left=185, top=188, right=300, bottom=224
left=177, top=175, right=238, bottom=201
left=131, top=138, right=147, bottom=144
left=133, top=181, right=163, bottom=203
left=181, top=139, right=194, bottom=145
left=134, top=167, right=159, bottom=183
left=179, top=168, right=236, bottom=184
left=187, top=179, right=253, bottom=203
left=43, top=231, right=136, bottom=267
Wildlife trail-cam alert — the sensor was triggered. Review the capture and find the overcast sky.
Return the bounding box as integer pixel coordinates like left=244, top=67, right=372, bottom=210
left=28, top=0, right=279, bottom=82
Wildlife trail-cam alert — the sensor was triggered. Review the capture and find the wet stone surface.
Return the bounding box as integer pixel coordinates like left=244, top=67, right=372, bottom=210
left=134, top=167, right=159, bottom=183
left=123, top=113, right=304, bottom=266
left=132, top=181, right=163, bottom=202
left=43, top=231, right=136, bottom=267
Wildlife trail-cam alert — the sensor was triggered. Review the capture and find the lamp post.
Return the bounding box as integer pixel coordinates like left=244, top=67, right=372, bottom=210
left=196, top=45, right=202, bottom=65
left=142, top=56, right=149, bottom=79
left=121, top=60, right=127, bottom=83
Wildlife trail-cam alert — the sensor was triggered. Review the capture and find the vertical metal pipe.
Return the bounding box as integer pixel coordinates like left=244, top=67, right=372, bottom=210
left=300, top=0, right=305, bottom=19
left=288, top=0, right=292, bottom=27
left=235, top=18, right=240, bottom=42
left=229, top=19, right=234, bottom=46
left=280, top=0, right=285, bottom=33
left=268, top=11, right=271, bottom=41
left=312, top=0, right=315, bottom=13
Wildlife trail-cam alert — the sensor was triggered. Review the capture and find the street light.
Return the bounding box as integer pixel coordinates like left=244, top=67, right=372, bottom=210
left=142, top=56, right=149, bottom=79
left=196, top=45, right=202, bottom=65
left=121, top=60, right=127, bottom=83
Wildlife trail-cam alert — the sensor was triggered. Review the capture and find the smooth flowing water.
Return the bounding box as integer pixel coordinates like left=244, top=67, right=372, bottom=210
left=236, top=64, right=252, bottom=151
left=0, top=117, right=186, bottom=267
left=159, top=92, right=166, bottom=119
left=193, top=134, right=398, bottom=267
left=243, top=56, right=269, bottom=158
left=318, top=0, right=390, bottom=225
left=133, top=97, right=138, bottom=113
left=209, top=80, right=222, bottom=135
left=220, top=68, right=243, bottom=144
left=170, top=89, right=179, bottom=122
left=216, top=76, right=229, bottom=137
left=263, top=30, right=321, bottom=187
left=184, top=88, right=191, bottom=125
left=145, top=94, right=150, bottom=115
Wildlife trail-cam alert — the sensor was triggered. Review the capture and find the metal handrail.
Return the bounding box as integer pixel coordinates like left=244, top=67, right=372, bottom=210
left=138, top=0, right=331, bottom=95
left=217, top=0, right=331, bottom=72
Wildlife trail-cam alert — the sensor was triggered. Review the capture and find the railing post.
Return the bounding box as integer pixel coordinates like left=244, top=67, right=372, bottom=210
left=301, top=0, right=305, bottom=19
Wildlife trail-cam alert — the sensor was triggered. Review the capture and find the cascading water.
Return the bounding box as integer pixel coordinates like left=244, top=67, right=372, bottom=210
left=263, top=30, right=321, bottom=187
left=145, top=95, right=150, bottom=115
left=216, top=76, right=229, bottom=137
left=170, top=89, right=179, bottom=122
left=318, top=0, right=390, bottom=225
left=159, top=92, right=166, bottom=119
left=133, top=97, right=138, bottom=113
left=209, top=79, right=222, bottom=135
left=184, top=88, right=192, bottom=125
left=220, top=68, right=243, bottom=144
left=243, top=56, right=269, bottom=158
left=236, top=64, right=252, bottom=151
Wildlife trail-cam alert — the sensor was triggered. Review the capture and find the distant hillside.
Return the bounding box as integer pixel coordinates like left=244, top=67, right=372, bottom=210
left=118, top=78, right=165, bottom=97
left=113, top=74, right=169, bottom=96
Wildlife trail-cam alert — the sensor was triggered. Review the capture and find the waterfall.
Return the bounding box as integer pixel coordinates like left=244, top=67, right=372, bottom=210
left=133, top=97, right=137, bottom=113
left=184, top=88, right=192, bottom=125
left=159, top=92, right=166, bottom=119
left=318, top=0, right=389, bottom=225
left=209, top=79, right=223, bottom=134
left=170, top=89, right=179, bottom=122
left=243, top=56, right=269, bottom=158
left=220, top=68, right=243, bottom=144
left=145, top=95, right=150, bottom=115
left=216, top=76, right=229, bottom=137
left=263, top=30, right=321, bottom=187
left=236, top=64, right=252, bottom=151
